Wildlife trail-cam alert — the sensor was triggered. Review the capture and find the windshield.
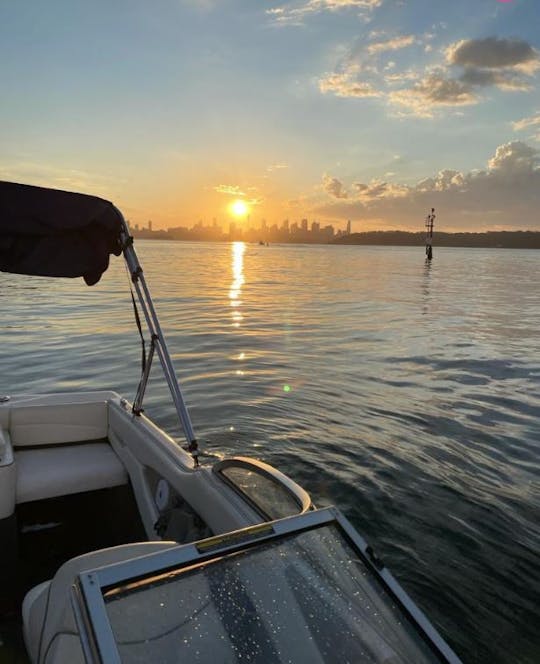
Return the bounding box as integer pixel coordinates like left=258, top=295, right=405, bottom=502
left=102, top=524, right=442, bottom=664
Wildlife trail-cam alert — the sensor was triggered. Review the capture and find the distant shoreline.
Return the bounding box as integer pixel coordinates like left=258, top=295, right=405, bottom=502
left=333, top=231, right=540, bottom=249
left=132, top=230, right=540, bottom=249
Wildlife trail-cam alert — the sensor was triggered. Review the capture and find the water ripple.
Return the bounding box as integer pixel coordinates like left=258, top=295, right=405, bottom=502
left=1, top=243, right=539, bottom=663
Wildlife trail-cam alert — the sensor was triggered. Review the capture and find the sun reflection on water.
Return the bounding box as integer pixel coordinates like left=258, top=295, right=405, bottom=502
left=229, top=242, right=245, bottom=328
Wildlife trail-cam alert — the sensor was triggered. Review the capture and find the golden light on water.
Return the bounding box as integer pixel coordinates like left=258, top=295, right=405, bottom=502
left=230, top=199, right=249, bottom=218
left=229, top=242, right=245, bottom=327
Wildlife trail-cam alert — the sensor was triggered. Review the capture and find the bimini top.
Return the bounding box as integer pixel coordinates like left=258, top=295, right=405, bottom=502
left=0, top=181, right=123, bottom=285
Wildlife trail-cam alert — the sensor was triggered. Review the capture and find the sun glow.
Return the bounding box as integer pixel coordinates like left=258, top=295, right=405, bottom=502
left=230, top=199, right=249, bottom=218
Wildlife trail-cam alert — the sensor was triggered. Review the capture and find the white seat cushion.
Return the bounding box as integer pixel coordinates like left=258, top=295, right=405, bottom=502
left=16, top=443, right=128, bottom=504
left=23, top=541, right=178, bottom=663
left=10, top=402, right=108, bottom=447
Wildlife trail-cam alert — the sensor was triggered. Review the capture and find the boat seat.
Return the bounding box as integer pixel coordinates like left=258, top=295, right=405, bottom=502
left=23, top=540, right=178, bottom=664
left=10, top=401, right=109, bottom=448
left=8, top=400, right=127, bottom=504
left=15, top=442, right=128, bottom=503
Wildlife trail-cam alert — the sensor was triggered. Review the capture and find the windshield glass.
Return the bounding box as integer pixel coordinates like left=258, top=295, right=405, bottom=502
left=219, top=465, right=301, bottom=518
left=103, top=524, right=441, bottom=663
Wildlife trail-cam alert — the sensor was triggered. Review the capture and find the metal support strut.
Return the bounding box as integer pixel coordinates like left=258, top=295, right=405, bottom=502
left=119, top=216, right=199, bottom=466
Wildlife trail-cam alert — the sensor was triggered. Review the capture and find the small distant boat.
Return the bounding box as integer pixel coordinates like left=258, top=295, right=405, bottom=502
left=0, top=182, right=461, bottom=663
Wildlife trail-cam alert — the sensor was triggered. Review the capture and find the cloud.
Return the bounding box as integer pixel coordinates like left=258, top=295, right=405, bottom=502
left=267, top=0, right=382, bottom=25
left=513, top=111, right=540, bottom=132
left=266, top=163, right=289, bottom=172
left=322, top=174, right=348, bottom=198
left=318, top=34, right=539, bottom=117
left=388, top=70, right=478, bottom=117
left=459, top=67, right=532, bottom=91
left=443, top=37, right=540, bottom=97
left=384, top=69, right=420, bottom=83
left=353, top=179, right=408, bottom=199
left=367, top=35, right=415, bottom=55
left=214, top=184, right=246, bottom=196
left=319, top=71, right=381, bottom=97
left=314, top=141, right=540, bottom=230
left=446, top=37, right=540, bottom=73
left=487, top=140, right=539, bottom=174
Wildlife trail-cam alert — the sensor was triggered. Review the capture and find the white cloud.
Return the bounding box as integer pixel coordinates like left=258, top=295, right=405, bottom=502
left=353, top=179, right=408, bottom=198
left=318, top=34, right=539, bottom=118
left=214, top=184, right=246, bottom=196
left=367, top=35, right=415, bottom=55
left=384, top=69, right=420, bottom=83
left=487, top=140, right=538, bottom=174
left=322, top=174, right=348, bottom=198
left=388, top=70, right=478, bottom=117
left=319, top=71, right=381, bottom=97
left=513, top=112, right=540, bottom=131
left=266, top=163, right=289, bottom=172
left=267, top=0, right=382, bottom=25
left=315, top=141, right=540, bottom=229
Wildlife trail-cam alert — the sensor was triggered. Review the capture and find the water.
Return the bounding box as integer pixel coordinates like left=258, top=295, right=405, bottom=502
left=1, top=241, right=539, bottom=663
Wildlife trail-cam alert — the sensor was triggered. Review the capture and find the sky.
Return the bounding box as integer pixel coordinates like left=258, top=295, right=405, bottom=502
left=1, top=0, right=539, bottom=232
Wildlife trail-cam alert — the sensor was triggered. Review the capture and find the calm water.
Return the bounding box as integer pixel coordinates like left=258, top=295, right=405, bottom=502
left=1, top=241, right=539, bottom=663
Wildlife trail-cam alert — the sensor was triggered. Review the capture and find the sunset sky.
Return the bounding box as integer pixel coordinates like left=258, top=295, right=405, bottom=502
left=1, top=0, right=539, bottom=231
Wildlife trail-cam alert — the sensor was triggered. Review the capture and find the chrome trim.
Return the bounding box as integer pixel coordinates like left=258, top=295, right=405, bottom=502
left=213, top=456, right=312, bottom=517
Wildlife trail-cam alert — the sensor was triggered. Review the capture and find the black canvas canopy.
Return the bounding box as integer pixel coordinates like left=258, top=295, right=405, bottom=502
left=0, top=181, right=123, bottom=285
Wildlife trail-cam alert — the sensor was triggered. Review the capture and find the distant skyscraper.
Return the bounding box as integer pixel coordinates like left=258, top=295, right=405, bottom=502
left=311, top=221, right=320, bottom=233
left=148, top=220, right=152, bottom=231
left=322, top=225, right=334, bottom=238
left=346, top=220, right=351, bottom=234
left=301, top=218, right=308, bottom=232
left=282, top=219, right=289, bottom=232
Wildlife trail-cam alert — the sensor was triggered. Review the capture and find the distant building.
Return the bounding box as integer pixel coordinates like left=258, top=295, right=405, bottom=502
left=301, top=218, right=308, bottom=232
left=346, top=220, right=351, bottom=234
left=322, top=225, right=334, bottom=239
left=148, top=220, right=153, bottom=231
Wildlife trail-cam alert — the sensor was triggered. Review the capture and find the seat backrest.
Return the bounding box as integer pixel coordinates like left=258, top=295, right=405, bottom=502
left=10, top=402, right=108, bottom=448
left=26, top=541, right=178, bottom=664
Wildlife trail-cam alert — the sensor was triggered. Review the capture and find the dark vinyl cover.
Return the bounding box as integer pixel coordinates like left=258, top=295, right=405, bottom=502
left=0, top=181, right=123, bottom=285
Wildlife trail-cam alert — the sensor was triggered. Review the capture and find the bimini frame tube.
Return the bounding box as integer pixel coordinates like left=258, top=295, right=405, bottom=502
left=118, top=214, right=198, bottom=462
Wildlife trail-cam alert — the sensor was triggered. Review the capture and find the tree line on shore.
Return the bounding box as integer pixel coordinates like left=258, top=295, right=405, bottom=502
left=333, top=231, right=540, bottom=249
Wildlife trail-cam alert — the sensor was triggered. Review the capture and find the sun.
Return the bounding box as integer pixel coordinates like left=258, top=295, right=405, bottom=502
left=230, top=199, right=249, bottom=218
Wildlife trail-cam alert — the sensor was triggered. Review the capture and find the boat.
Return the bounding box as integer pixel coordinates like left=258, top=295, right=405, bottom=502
left=0, top=181, right=462, bottom=663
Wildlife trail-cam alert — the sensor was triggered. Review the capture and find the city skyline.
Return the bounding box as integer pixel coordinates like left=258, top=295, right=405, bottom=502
left=131, top=215, right=350, bottom=242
